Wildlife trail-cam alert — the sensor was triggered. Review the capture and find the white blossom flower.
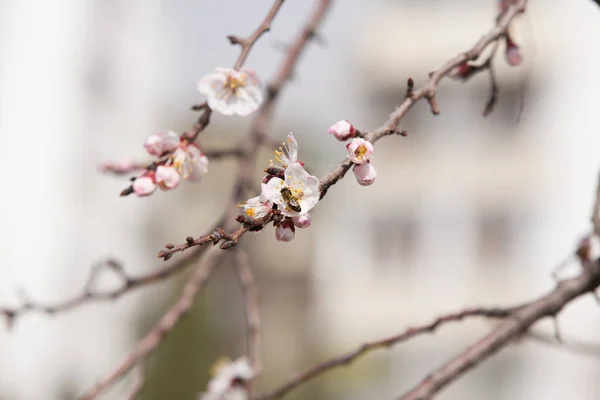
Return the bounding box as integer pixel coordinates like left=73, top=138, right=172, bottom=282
left=262, top=162, right=319, bottom=217
left=132, top=174, right=157, bottom=197
left=238, top=195, right=272, bottom=219
left=199, top=357, right=254, bottom=400
left=269, top=133, right=298, bottom=169
left=353, top=161, right=377, bottom=186
left=198, top=67, right=263, bottom=116
left=155, top=165, right=180, bottom=190
left=346, top=138, right=374, bottom=165
left=275, top=219, right=295, bottom=242
left=169, top=144, right=209, bottom=181
left=144, top=131, right=180, bottom=156
left=328, top=120, right=356, bottom=141
left=292, top=214, right=311, bottom=228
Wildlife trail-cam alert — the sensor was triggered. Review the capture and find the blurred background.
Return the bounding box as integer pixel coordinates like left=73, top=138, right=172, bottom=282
left=1, top=0, right=600, bottom=399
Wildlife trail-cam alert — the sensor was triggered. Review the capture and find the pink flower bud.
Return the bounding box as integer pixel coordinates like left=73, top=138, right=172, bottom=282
left=346, top=138, right=374, bottom=164
left=353, top=161, right=377, bottom=186
left=292, top=214, right=311, bottom=228
left=328, top=120, right=356, bottom=141
left=155, top=165, right=181, bottom=190
left=132, top=174, right=157, bottom=197
left=449, top=62, right=475, bottom=80
left=505, top=44, right=522, bottom=66
left=275, top=219, right=295, bottom=242
left=144, top=131, right=180, bottom=156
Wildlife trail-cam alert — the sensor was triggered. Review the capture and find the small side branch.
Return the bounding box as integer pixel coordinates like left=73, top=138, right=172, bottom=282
left=257, top=307, right=512, bottom=400
left=78, top=247, right=226, bottom=400
left=234, top=250, right=262, bottom=393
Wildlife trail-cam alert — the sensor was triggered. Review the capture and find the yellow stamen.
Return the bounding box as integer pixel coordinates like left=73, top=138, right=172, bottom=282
left=354, top=145, right=367, bottom=160
left=210, top=356, right=232, bottom=377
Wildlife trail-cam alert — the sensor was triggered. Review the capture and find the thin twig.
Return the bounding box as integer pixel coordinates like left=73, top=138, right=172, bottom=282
left=257, top=307, right=513, bottom=400
left=398, top=260, right=600, bottom=400
left=126, top=364, right=146, bottom=400
left=229, top=0, right=286, bottom=70
left=78, top=246, right=226, bottom=400
left=318, top=0, right=527, bottom=198
left=234, top=249, right=262, bottom=394
left=0, top=241, right=212, bottom=327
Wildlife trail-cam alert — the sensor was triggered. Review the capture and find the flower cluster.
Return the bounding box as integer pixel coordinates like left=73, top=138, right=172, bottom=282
left=130, top=131, right=209, bottom=197
left=239, top=133, right=318, bottom=242
left=329, top=120, right=377, bottom=186
left=198, top=67, right=263, bottom=116
left=198, top=357, right=254, bottom=400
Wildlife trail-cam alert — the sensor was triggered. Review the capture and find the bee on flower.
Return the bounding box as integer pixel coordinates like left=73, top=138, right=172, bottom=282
left=261, top=162, right=320, bottom=217
left=198, top=67, right=263, bottom=116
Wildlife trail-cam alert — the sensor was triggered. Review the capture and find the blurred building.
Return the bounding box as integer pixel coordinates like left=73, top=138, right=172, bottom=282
left=310, top=1, right=600, bottom=399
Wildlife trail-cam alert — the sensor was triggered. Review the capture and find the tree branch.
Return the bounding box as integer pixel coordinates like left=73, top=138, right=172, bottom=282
left=234, top=249, right=262, bottom=394
left=78, top=246, right=226, bottom=400
left=0, top=240, right=213, bottom=327
left=257, top=307, right=513, bottom=400
left=229, top=0, right=286, bottom=71
left=398, top=259, right=600, bottom=400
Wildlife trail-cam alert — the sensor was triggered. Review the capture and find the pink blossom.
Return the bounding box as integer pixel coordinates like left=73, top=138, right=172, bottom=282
left=198, top=67, right=263, bottom=116
left=505, top=44, right=523, bottom=66
left=262, top=163, right=320, bottom=217
left=170, top=144, right=209, bottom=181
left=238, top=195, right=272, bottom=219
left=353, top=161, right=377, bottom=186
left=346, top=138, right=374, bottom=164
left=144, top=131, right=180, bottom=156
left=132, top=173, right=157, bottom=197
left=328, top=120, right=356, bottom=141
left=155, top=166, right=181, bottom=190
left=292, top=214, right=311, bottom=228
left=275, top=219, right=295, bottom=242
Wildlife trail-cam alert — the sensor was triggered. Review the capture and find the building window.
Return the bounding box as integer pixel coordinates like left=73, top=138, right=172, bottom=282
left=370, top=214, right=417, bottom=269
left=476, top=210, right=512, bottom=262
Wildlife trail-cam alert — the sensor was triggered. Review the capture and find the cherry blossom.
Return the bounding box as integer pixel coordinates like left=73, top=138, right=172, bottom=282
left=505, top=43, right=522, bottom=66
left=199, top=357, right=254, bottom=400
left=275, top=218, right=295, bottom=242
left=238, top=195, right=272, bottom=219
left=198, top=67, right=263, bottom=116
left=292, top=214, right=311, bottom=228
left=269, top=133, right=298, bottom=169
left=155, top=166, right=181, bottom=190
left=261, top=162, right=319, bottom=217
left=132, top=173, right=157, bottom=197
left=144, top=131, right=180, bottom=156
left=353, top=160, right=377, bottom=186
left=346, top=138, right=374, bottom=164
left=168, top=143, right=209, bottom=181
left=328, top=120, right=356, bottom=141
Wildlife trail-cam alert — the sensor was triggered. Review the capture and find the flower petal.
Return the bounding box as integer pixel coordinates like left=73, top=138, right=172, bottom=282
left=353, top=161, right=377, bottom=186
left=132, top=176, right=157, bottom=197
left=155, top=166, right=181, bottom=190
left=198, top=72, right=226, bottom=96
left=234, top=85, right=263, bottom=116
